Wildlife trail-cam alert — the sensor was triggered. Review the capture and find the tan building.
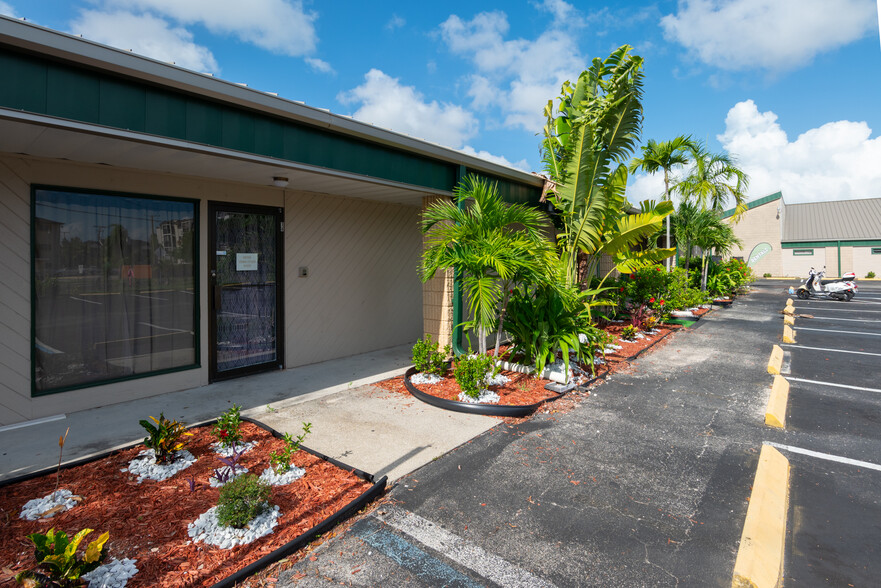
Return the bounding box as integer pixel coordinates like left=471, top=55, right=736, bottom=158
left=723, top=192, right=881, bottom=279
left=0, top=17, right=543, bottom=425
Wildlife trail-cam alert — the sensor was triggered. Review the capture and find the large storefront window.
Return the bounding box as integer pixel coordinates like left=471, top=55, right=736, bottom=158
left=33, top=187, right=198, bottom=394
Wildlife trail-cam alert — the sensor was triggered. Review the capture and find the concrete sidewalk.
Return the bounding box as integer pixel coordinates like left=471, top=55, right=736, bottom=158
left=0, top=344, right=498, bottom=484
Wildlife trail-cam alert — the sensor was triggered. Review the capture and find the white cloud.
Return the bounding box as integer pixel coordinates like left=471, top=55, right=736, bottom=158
left=386, top=14, right=405, bottom=31
left=661, top=0, right=878, bottom=72
left=305, top=57, right=334, bottom=75
left=626, top=172, right=668, bottom=204
left=458, top=146, right=529, bottom=171
left=338, top=69, right=478, bottom=149
left=439, top=10, right=585, bottom=133
left=100, top=0, right=318, bottom=56
left=718, top=100, right=881, bottom=203
left=0, top=2, right=18, bottom=17
left=70, top=10, right=219, bottom=72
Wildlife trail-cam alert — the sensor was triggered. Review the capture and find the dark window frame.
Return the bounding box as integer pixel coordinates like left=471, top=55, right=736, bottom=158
left=31, top=185, right=200, bottom=397
left=792, top=249, right=814, bottom=256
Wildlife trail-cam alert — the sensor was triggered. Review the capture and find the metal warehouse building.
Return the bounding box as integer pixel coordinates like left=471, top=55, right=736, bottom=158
left=723, top=192, right=881, bottom=279
left=0, top=16, right=542, bottom=426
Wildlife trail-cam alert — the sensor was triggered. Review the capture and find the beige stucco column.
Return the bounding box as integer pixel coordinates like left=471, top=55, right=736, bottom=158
left=421, top=195, right=455, bottom=348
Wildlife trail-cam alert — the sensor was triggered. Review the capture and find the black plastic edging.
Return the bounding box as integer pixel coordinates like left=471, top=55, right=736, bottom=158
left=404, top=367, right=569, bottom=417
left=1, top=417, right=387, bottom=587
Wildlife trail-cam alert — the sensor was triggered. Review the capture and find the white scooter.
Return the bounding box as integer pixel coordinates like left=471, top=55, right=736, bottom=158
left=795, top=266, right=857, bottom=301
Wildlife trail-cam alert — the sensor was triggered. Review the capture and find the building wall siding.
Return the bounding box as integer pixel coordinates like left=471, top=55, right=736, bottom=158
left=283, top=190, right=422, bottom=367
left=420, top=195, right=454, bottom=349
left=853, top=247, right=881, bottom=278
left=782, top=248, right=825, bottom=279
left=0, top=153, right=422, bottom=425
left=727, top=200, right=782, bottom=276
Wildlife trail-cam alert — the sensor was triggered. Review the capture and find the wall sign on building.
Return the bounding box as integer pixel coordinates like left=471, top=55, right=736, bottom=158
left=747, top=242, right=772, bottom=267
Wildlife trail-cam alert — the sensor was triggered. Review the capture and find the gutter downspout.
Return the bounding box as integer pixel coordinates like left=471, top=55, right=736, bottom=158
left=452, top=165, right=467, bottom=356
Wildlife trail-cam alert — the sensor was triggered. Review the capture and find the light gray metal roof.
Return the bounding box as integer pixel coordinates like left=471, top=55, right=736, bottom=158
left=782, top=198, right=881, bottom=242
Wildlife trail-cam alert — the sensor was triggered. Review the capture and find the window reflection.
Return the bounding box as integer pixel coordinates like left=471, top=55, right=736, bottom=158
left=33, top=188, right=198, bottom=393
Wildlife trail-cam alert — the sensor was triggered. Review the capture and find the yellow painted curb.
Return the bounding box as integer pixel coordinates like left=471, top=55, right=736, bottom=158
left=786, top=298, right=793, bottom=306
left=767, top=345, right=783, bottom=375
left=765, top=376, right=790, bottom=428
left=782, top=325, right=796, bottom=344
left=783, top=315, right=795, bottom=326
left=731, top=445, right=790, bottom=588
left=783, top=305, right=795, bottom=316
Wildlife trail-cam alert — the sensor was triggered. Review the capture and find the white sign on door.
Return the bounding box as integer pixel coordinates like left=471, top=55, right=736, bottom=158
left=236, top=253, right=258, bottom=271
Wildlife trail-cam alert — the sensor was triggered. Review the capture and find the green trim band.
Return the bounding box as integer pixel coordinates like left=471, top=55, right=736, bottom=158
left=782, top=240, right=881, bottom=249
left=720, top=191, right=782, bottom=219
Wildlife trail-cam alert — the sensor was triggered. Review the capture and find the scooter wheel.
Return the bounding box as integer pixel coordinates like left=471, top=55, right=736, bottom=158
left=845, top=292, right=853, bottom=302
left=797, top=289, right=809, bottom=300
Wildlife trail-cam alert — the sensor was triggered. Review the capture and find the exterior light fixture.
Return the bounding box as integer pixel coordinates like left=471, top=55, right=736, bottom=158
left=272, top=176, right=289, bottom=188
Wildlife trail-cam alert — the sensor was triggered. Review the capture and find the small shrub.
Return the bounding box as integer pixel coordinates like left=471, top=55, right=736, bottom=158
left=453, top=352, right=497, bottom=399
left=412, top=335, right=450, bottom=376
left=270, top=422, right=312, bottom=474
left=868, top=271, right=876, bottom=279
left=625, top=302, right=653, bottom=330
left=212, top=404, right=243, bottom=448
left=16, top=527, right=109, bottom=587
left=621, top=325, right=638, bottom=341
left=216, top=474, right=271, bottom=529
left=139, top=413, right=192, bottom=464
left=763, top=272, right=772, bottom=278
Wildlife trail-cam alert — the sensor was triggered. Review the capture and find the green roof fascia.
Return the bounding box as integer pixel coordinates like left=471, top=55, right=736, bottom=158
left=720, top=191, right=782, bottom=219
left=782, top=240, right=881, bottom=249
left=0, top=45, right=539, bottom=200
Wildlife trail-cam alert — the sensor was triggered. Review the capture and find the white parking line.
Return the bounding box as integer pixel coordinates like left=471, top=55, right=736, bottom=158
left=138, top=322, right=190, bottom=333
left=375, top=507, right=556, bottom=588
left=796, top=327, right=881, bottom=337
left=785, top=377, right=881, bottom=394
left=791, top=307, right=881, bottom=313
left=765, top=442, right=881, bottom=473
left=134, top=294, right=168, bottom=301
left=781, top=344, right=881, bottom=357
left=806, top=316, right=881, bottom=323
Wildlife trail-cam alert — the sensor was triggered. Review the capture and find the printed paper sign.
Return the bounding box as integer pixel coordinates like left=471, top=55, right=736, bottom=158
left=236, top=253, right=258, bottom=271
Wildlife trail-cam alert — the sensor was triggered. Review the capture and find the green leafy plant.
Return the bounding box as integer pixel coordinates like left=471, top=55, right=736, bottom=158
left=216, top=474, right=271, bottom=529
left=212, top=404, right=243, bottom=448
left=503, top=284, right=589, bottom=376
left=763, top=272, right=772, bottom=278
left=625, top=302, right=654, bottom=330
left=866, top=271, right=875, bottom=279
left=139, top=413, right=192, bottom=464
left=412, top=335, right=450, bottom=376
left=621, top=325, right=638, bottom=341
left=15, top=527, right=109, bottom=587
left=269, top=422, right=312, bottom=474
left=453, top=352, right=497, bottom=400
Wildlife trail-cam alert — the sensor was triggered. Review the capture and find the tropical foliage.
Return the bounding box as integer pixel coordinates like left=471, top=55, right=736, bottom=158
left=16, top=527, right=109, bottom=587
left=540, top=45, right=674, bottom=289
left=676, top=143, right=749, bottom=217
left=421, top=175, right=555, bottom=355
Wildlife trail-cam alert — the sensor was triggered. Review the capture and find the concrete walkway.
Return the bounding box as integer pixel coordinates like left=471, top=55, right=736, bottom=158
left=0, top=344, right=498, bottom=484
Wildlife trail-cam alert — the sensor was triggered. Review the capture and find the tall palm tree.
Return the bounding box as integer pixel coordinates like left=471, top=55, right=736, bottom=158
left=629, top=135, right=696, bottom=272
left=695, top=219, right=742, bottom=290
left=421, top=175, right=555, bottom=355
left=540, top=45, right=673, bottom=289
left=676, top=144, right=749, bottom=217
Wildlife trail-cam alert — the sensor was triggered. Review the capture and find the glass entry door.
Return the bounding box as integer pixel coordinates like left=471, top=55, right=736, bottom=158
left=208, top=202, right=283, bottom=380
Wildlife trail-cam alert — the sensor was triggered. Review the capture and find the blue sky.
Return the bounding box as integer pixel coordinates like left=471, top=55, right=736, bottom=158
left=3, top=1, right=880, bottom=205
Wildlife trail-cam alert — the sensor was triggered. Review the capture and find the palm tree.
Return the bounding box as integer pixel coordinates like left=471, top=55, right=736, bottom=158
left=629, top=135, right=697, bottom=272
left=676, top=144, right=749, bottom=217
left=670, top=200, right=705, bottom=275
left=694, top=218, right=742, bottom=290
left=421, top=175, right=555, bottom=356
left=540, top=45, right=673, bottom=289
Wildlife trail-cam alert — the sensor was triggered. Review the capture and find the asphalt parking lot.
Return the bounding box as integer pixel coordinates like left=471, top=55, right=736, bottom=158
left=776, top=280, right=881, bottom=585
left=264, top=280, right=881, bottom=587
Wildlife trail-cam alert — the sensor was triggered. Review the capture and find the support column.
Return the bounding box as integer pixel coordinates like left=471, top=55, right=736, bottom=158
left=421, top=195, right=455, bottom=349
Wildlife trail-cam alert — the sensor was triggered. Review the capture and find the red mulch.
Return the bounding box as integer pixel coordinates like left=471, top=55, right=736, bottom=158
left=0, top=422, right=372, bottom=587
left=376, top=322, right=683, bottom=410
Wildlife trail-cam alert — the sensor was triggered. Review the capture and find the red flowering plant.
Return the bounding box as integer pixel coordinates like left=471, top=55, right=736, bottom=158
left=212, top=403, right=244, bottom=448
left=619, top=265, right=671, bottom=310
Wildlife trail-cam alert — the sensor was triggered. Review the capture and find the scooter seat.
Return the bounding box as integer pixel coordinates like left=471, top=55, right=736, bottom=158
left=820, top=278, right=846, bottom=285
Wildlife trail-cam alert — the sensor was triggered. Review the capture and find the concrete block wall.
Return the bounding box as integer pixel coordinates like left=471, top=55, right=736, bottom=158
left=421, top=195, right=455, bottom=350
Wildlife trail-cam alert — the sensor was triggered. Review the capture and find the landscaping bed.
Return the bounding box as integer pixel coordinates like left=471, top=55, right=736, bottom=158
left=0, top=419, right=384, bottom=588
